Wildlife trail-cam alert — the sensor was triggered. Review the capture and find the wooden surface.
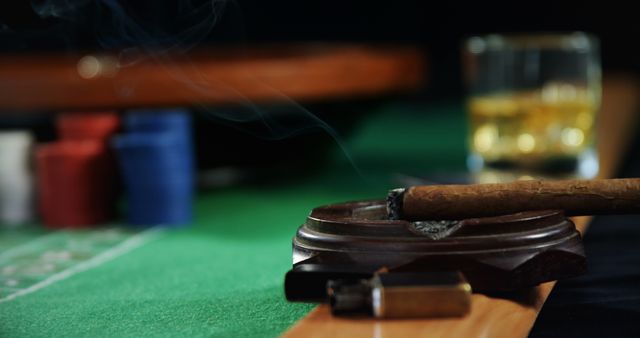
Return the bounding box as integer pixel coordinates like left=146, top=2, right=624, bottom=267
left=283, top=76, right=640, bottom=338
left=0, top=45, right=425, bottom=111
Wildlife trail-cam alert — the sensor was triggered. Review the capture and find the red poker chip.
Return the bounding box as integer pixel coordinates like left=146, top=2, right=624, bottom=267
left=57, top=112, right=120, bottom=141
left=36, top=141, right=116, bottom=228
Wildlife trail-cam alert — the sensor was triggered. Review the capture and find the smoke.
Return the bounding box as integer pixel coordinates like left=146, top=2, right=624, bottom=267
left=30, top=0, right=91, bottom=20
left=19, top=0, right=363, bottom=177
left=28, top=0, right=228, bottom=53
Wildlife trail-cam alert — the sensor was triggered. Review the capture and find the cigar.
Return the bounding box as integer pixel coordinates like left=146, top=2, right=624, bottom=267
left=387, top=178, right=640, bottom=221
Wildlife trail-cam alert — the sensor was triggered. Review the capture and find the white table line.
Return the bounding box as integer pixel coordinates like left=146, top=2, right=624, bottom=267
left=0, top=227, right=164, bottom=303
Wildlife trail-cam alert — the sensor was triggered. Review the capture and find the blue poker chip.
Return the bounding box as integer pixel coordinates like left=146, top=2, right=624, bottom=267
left=112, top=132, right=191, bottom=176
left=123, top=108, right=194, bottom=172
left=124, top=108, right=191, bottom=137
left=111, top=132, right=193, bottom=227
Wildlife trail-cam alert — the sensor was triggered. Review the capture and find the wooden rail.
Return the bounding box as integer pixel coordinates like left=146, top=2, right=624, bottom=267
left=0, top=45, right=425, bottom=111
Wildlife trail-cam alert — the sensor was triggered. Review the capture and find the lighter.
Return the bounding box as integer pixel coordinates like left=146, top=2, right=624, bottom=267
left=328, top=271, right=471, bottom=318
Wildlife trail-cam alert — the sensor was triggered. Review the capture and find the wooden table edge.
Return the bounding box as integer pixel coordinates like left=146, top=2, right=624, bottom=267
left=0, top=44, right=426, bottom=111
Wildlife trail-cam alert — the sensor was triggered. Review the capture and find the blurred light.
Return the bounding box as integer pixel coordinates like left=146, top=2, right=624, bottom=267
left=474, top=124, right=497, bottom=153
left=567, top=32, right=591, bottom=52
left=561, top=128, right=584, bottom=147
left=578, top=149, right=599, bottom=178
left=467, top=37, right=486, bottom=54
left=77, top=55, right=101, bottom=79
left=559, top=84, right=577, bottom=101
left=541, top=83, right=559, bottom=102
left=466, top=153, right=484, bottom=172
left=77, top=55, right=119, bottom=79
left=517, top=133, right=536, bottom=153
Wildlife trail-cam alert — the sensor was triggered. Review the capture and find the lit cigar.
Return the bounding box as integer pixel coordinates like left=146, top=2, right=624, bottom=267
left=387, top=178, right=640, bottom=221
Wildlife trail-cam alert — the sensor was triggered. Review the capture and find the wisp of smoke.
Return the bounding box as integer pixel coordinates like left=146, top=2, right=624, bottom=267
left=31, top=0, right=91, bottom=19
left=25, top=0, right=365, bottom=179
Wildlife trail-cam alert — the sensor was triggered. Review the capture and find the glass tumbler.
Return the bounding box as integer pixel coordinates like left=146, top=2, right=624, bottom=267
left=463, top=32, right=601, bottom=180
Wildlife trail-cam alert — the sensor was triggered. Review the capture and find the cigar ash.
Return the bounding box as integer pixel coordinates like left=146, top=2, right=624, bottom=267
left=411, top=220, right=462, bottom=240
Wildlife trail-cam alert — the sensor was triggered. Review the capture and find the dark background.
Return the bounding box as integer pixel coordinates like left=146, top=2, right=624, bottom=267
left=1, top=1, right=638, bottom=98
left=1, top=1, right=638, bottom=174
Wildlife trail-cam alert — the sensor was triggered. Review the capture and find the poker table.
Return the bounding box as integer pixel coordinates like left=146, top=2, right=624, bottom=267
left=1, top=77, right=638, bottom=337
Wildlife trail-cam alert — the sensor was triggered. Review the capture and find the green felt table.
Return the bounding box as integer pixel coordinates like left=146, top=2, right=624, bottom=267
left=0, top=101, right=467, bottom=337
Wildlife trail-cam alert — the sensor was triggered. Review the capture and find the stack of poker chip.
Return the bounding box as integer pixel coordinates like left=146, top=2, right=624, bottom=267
left=57, top=112, right=120, bottom=212
left=0, top=131, right=35, bottom=226
left=36, top=112, right=120, bottom=228
left=112, top=109, right=194, bottom=227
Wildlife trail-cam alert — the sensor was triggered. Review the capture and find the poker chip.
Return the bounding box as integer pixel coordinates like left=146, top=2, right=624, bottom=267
left=111, top=109, right=194, bottom=227
left=36, top=141, right=115, bottom=228
left=124, top=109, right=194, bottom=173
left=57, top=112, right=120, bottom=141
left=123, top=109, right=191, bottom=135
left=56, top=112, right=121, bottom=221
left=111, top=131, right=193, bottom=227
left=0, top=131, right=34, bottom=226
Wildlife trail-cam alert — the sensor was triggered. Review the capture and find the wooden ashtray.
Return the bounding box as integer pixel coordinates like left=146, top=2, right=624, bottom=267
left=286, top=200, right=586, bottom=301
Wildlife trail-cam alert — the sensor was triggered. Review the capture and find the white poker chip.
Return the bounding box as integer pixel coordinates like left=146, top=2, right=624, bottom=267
left=0, top=131, right=34, bottom=226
